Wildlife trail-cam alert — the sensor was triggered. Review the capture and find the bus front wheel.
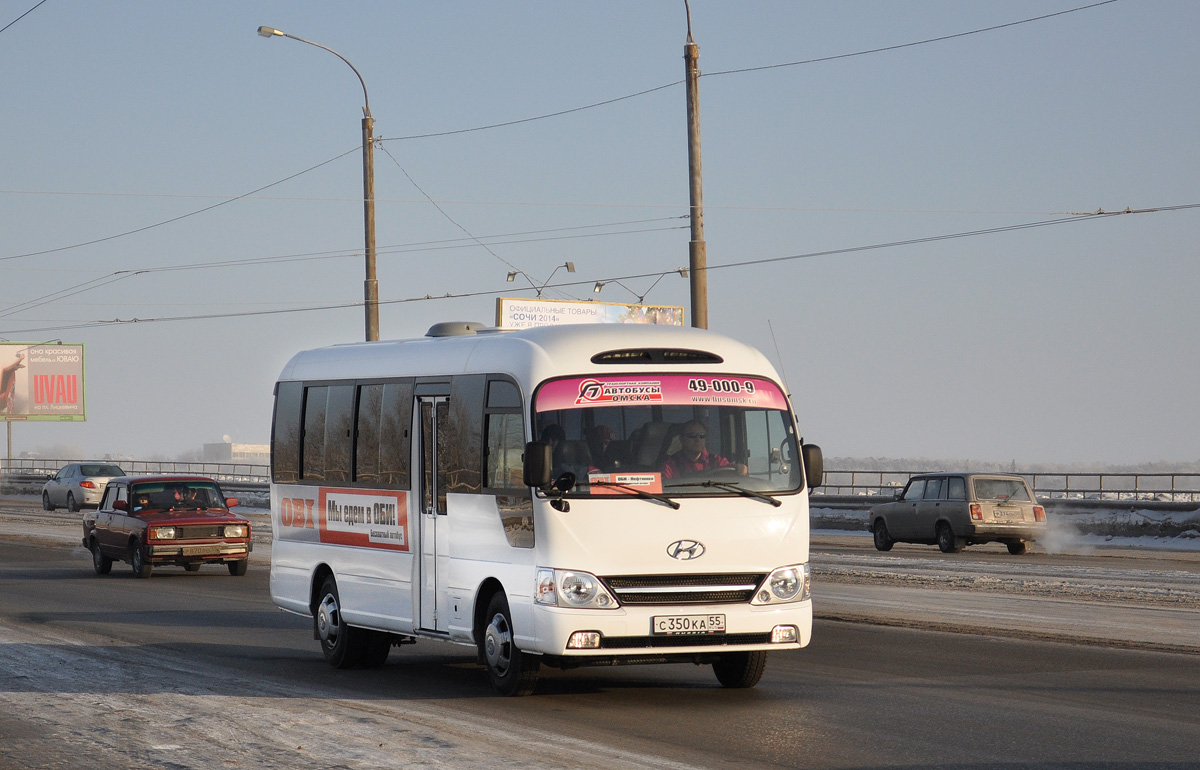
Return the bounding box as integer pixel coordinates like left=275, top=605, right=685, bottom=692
left=481, top=592, right=540, bottom=696
left=713, top=650, right=768, bottom=688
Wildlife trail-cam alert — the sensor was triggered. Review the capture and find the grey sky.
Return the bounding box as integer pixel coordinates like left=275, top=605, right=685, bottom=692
left=2, top=1, right=1196, bottom=465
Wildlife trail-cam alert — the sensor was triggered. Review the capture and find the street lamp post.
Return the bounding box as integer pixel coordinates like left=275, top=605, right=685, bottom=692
left=257, top=26, right=379, bottom=341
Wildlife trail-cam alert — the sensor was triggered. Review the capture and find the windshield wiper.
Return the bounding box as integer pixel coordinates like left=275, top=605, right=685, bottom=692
left=667, top=479, right=782, bottom=507
left=587, top=481, right=680, bottom=510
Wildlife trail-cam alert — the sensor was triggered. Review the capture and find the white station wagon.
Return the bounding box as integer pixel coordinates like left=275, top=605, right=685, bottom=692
left=868, top=473, right=1047, bottom=555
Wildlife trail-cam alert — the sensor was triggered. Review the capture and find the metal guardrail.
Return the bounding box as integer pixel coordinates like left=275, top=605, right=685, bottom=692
left=3, top=460, right=1198, bottom=505
left=820, top=470, right=1200, bottom=504
left=0, top=457, right=269, bottom=484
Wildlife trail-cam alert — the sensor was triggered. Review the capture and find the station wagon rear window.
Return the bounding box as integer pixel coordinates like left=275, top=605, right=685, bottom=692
left=973, top=478, right=1032, bottom=502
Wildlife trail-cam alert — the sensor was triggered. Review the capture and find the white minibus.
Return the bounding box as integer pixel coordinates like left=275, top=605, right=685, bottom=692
left=269, top=321, right=822, bottom=695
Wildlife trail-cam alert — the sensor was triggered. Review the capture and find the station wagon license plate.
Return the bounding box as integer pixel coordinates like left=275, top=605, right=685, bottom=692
left=651, top=614, right=726, bottom=635
left=992, top=508, right=1022, bottom=519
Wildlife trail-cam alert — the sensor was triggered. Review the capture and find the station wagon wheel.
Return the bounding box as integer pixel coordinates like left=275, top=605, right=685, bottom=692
left=713, top=650, right=768, bottom=688
left=184, top=563, right=201, bottom=572
left=1007, top=541, right=1029, bottom=555
left=227, top=560, right=248, bottom=576
left=316, top=575, right=360, bottom=669
left=937, top=523, right=963, bottom=554
left=872, top=519, right=894, bottom=551
left=42, top=492, right=54, bottom=511
left=90, top=539, right=112, bottom=575
left=130, top=541, right=153, bottom=578
left=481, top=592, right=540, bottom=696
left=66, top=492, right=79, bottom=513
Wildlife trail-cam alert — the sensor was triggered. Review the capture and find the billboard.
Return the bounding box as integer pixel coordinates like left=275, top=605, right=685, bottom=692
left=0, top=343, right=86, bottom=421
left=496, top=297, right=684, bottom=329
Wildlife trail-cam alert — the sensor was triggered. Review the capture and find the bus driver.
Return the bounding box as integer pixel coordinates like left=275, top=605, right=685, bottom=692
left=661, top=420, right=747, bottom=479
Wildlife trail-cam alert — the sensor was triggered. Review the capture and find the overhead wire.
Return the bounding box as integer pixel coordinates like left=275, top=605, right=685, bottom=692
left=2, top=1, right=1120, bottom=270
left=0, top=0, right=48, bottom=36
left=705, top=1, right=1120, bottom=78
left=0, top=218, right=687, bottom=318
left=5, top=203, right=1192, bottom=334
left=0, top=147, right=360, bottom=263
left=377, top=1, right=1120, bottom=143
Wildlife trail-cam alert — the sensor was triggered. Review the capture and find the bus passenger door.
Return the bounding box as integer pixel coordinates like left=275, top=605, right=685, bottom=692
left=416, top=395, right=450, bottom=633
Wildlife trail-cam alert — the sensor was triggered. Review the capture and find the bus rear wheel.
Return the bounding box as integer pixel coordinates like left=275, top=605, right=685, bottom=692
left=358, top=631, right=392, bottom=669
left=713, top=650, right=768, bottom=688
left=316, top=576, right=360, bottom=669
left=481, top=592, right=540, bottom=696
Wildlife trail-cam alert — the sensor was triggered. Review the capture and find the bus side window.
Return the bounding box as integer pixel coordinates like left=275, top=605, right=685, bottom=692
left=484, top=378, right=532, bottom=548
left=272, top=381, right=303, bottom=484
left=485, top=412, right=525, bottom=489
left=436, top=374, right=485, bottom=498
left=302, top=386, right=329, bottom=482
left=325, top=385, right=355, bottom=483
left=484, top=379, right=524, bottom=490
left=357, top=380, right=413, bottom=488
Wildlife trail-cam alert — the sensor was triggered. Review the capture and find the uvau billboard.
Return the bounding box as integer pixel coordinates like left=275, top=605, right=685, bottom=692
left=0, top=343, right=87, bottom=421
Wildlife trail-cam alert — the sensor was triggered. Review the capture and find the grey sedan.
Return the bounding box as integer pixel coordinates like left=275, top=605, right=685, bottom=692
left=41, top=463, right=126, bottom=512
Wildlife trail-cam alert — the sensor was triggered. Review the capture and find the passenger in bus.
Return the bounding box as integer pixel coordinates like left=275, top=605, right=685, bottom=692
left=661, top=420, right=747, bottom=479
left=539, top=423, right=565, bottom=452
left=586, top=424, right=614, bottom=461
left=552, top=440, right=596, bottom=483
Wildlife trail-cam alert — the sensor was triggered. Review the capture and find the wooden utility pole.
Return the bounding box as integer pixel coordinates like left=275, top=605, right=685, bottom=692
left=684, top=2, right=708, bottom=329
left=362, top=111, right=379, bottom=341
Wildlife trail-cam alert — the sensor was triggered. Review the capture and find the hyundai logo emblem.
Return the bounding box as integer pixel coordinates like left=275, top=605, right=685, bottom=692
left=666, top=539, right=705, bottom=560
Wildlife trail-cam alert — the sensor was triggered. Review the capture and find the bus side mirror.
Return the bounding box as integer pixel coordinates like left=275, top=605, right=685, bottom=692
left=802, top=444, right=823, bottom=490
left=523, top=441, right=553, bottom=488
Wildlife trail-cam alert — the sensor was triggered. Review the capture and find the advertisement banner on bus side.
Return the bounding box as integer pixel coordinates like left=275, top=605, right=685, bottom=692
left=320, top=488, right=409, bottom=551
left=535, top=374, right=789, bottom=412
left=275, top=487, right=409, bottom=552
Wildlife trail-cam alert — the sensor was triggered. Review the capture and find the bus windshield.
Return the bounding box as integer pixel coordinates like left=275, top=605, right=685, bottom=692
left=533, top=373, right=803, bottom=498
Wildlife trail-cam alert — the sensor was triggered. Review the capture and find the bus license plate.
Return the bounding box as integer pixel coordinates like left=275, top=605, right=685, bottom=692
left=651, top=614, right=726, bottom=635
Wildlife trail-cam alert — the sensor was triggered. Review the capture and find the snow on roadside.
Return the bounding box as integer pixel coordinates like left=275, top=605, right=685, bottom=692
left=0, top=597, right=693, bottom=770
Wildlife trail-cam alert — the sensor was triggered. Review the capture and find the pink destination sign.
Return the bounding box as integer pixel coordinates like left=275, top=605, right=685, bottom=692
left=535, top=374, right=789, bottom=412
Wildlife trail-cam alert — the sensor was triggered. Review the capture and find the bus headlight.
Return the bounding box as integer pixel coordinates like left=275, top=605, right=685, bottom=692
left=534, top=568, right=619, bottom=609
left=751, top=564, right=810, bottom=605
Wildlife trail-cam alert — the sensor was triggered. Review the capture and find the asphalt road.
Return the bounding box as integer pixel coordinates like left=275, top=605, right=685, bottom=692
left=0, top=504, right=1198, bottom=768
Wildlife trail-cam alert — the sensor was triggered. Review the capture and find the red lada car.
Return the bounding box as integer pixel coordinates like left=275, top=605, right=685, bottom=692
left=82, top=475, right=251, bottom=578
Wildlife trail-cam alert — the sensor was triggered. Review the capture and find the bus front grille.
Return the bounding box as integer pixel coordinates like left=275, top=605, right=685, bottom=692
left=601, top=573, right=766, bottom=606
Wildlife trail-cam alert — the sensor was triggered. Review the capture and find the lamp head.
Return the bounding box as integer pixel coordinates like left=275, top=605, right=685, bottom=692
left=257, top=26, right=283, bottom=38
